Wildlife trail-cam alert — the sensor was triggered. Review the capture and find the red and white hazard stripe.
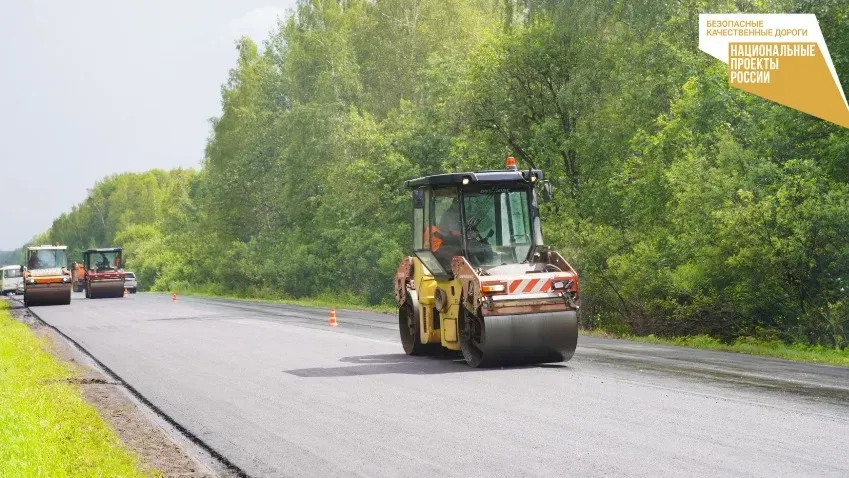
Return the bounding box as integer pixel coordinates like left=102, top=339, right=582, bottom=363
left=507, top=278, right=552, bottom=294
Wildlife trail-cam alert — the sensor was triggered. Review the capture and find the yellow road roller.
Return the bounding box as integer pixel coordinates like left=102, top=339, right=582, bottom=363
left=23, top=245, right=72, bottom=306
left=394, top=157, right=580, bottom=367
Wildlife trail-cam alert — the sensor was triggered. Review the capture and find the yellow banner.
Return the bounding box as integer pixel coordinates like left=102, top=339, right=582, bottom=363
left=699, top=14, right=849, bottom=129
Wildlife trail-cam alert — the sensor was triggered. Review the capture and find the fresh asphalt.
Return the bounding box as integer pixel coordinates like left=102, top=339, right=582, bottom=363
left=22, top=292, right=849, bottom=477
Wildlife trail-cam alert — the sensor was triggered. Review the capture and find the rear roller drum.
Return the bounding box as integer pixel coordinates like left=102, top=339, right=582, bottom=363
left=459, top=309, right=486, bottom=368
left=399, top=298, right=441, bottom=356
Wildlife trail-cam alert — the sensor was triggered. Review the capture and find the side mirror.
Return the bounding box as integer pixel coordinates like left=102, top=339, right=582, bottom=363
left=541, top=181, right=553, bottom=202
left=412, top=189, right=425, bottom=208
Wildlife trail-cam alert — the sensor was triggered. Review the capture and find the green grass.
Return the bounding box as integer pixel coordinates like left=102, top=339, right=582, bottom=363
left=580, top=329, right=849, bottom=368
left=0, top=302, right=154, bottom=477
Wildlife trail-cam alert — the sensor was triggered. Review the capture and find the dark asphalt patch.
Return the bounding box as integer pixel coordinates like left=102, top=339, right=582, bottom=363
left=285, top=353, right=574, bottom=378
left=582, top=352, right=849, bottom=407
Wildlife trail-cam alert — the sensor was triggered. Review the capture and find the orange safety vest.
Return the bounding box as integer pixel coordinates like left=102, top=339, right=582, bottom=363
left=423, top=225, right=460, bottom=252
left=423, top=226, right=443, bottom=251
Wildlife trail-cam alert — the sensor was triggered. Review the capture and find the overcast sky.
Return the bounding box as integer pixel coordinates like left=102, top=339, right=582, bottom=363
left=0, top=0, right=297, bottom=250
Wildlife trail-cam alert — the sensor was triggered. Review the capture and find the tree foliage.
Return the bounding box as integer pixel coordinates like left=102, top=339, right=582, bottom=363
left=33, top=0, right=849, bottom=348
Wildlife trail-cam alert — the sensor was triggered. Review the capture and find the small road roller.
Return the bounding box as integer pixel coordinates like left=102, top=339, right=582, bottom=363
left=82, top=247, right=127, bottom=299
left=22, top=245, right=72, bottom=306
left=395, top=157, right=580, bottom=367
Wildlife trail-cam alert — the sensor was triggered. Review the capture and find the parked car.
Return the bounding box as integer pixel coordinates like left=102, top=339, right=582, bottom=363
left=124, top=271, right=138, bottom=293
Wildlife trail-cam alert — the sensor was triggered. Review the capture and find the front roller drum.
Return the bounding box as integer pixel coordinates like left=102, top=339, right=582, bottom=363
left=87, top=281, right=125, bottom=299
left=459, top=310, right=578, bottom=368
left=24, top=285, right=72, bottom=307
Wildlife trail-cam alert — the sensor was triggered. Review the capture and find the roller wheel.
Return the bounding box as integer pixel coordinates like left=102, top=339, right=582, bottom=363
left=399, top=299, right=441, bottom=356
left=459, top=309, right=487, bottom=368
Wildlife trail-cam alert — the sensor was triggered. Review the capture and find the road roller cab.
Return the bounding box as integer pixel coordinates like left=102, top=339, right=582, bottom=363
left=395, top=157, right=580, bottom=367
left=82, top=247, right=126, bottom=299
left=23, top=245, right=72, bottom=306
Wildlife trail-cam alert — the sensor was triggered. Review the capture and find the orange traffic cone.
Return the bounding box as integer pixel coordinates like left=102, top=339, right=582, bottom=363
left=328, top=307, right=338, bottom=327
left=172, top=292, right=177, bottom=302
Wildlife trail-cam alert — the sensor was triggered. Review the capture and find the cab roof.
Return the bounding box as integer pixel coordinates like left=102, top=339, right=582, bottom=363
left=405, top=168, right=544, bottom=189
left=27, top=245, right=68, bottom=251
left=84, top=247, right=122, bottom=253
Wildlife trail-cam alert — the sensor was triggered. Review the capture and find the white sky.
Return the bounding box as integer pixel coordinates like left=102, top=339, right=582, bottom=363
left=0, top=0, right=297, bottom=249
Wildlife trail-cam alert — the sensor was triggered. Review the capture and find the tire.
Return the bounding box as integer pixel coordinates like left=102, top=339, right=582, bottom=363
left=399, top=293, right=442, bottom=356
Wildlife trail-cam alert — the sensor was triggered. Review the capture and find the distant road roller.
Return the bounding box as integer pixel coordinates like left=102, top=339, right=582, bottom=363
left=83, top=247, right=126, bottom=299
left=394, top=157, right=580, bottom=367
left=23, top=245, right=72, bottom=306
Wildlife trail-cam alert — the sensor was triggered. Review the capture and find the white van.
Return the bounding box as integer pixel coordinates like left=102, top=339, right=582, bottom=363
left=1, top=265, right=23, bottom=295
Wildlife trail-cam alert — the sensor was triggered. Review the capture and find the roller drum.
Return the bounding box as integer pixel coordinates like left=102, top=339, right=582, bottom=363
left=87, top=280, right=125, bottom=299
left=24, top=284, right=72, bottom=306
left=462, top=310, right=578, bottom=367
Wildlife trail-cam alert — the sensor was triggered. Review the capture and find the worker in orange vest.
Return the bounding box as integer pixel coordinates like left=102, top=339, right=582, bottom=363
left=423, top=198, right=463, bottom=267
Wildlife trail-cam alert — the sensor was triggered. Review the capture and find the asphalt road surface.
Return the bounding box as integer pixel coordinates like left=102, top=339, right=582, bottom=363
left=25, top=293, right=849, bottom=477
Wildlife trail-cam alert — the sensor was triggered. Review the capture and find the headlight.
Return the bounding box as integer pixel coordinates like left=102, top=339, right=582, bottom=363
left=480, top=282, right=507, bottom=294
left=26, top=278, right=36, bottom=284
left=62, top=277, right=70, bottom=283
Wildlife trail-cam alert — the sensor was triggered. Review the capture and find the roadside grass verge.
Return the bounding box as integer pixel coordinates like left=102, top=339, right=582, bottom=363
left=0, top=301, right=154, bottom=477
left=580, top=329, right=849, bottom=368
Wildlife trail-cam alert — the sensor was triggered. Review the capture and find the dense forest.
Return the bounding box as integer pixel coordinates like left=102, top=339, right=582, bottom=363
left=27, top=0, right=849, bottom=349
